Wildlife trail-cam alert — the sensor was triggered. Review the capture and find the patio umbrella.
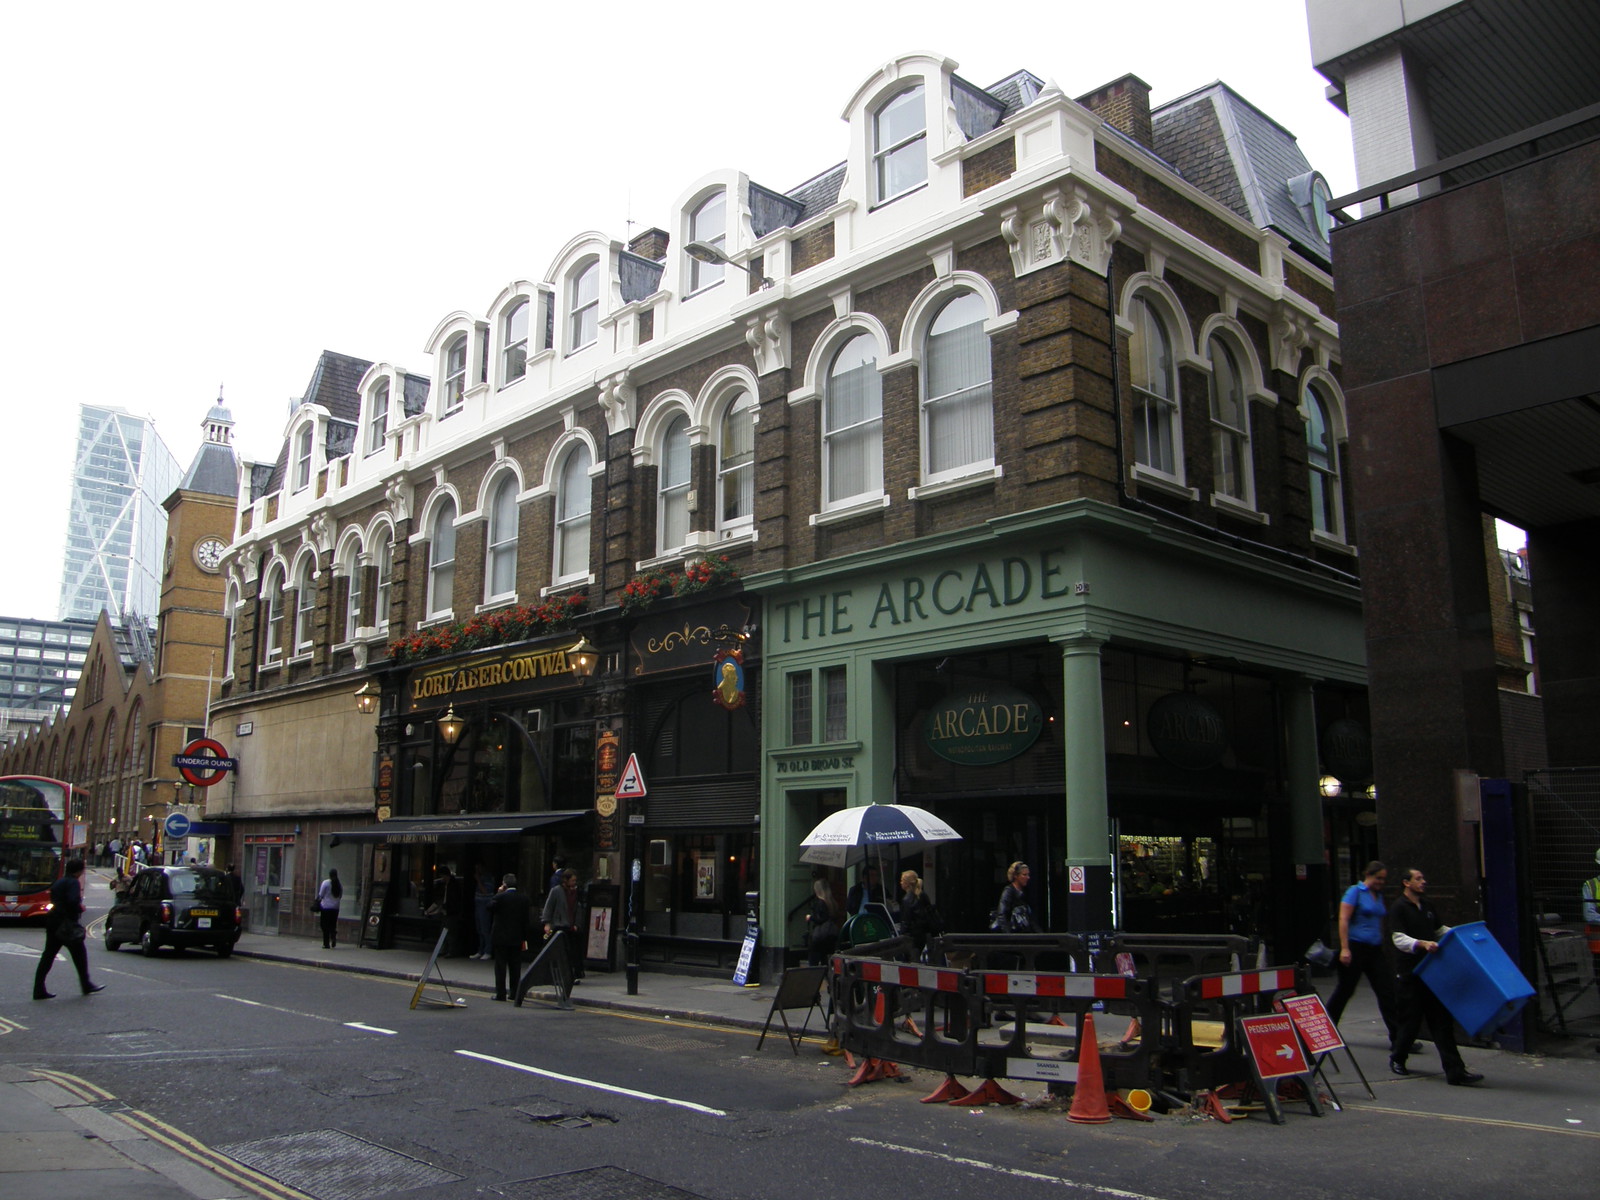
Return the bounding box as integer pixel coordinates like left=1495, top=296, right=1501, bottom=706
left=798, top=802, right=962, bottom=869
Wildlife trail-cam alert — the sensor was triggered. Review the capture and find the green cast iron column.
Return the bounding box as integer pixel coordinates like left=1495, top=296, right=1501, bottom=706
left=1057, top=631, right=1113, bottom=929
left=1283, top=674, right=1329, bottom=956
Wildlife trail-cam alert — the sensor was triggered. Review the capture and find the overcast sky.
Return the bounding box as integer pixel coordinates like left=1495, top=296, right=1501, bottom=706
left=1, top=1, right=1384, bottom=619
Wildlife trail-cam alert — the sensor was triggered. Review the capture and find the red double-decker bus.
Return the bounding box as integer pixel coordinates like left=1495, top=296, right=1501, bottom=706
left=0, top=776, right=71, bottom=923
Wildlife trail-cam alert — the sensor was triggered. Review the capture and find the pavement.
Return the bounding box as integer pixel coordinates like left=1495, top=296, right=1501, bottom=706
left=5, top=914, right=1598, bottom=1199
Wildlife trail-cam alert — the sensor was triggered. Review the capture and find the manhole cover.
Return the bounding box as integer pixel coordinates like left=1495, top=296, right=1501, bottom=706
left=497, top=1166, right=711, bottom=1199
left=218, top=1128, right=462, bottom=1200
left=605, top=1032, right=718, bottom=1054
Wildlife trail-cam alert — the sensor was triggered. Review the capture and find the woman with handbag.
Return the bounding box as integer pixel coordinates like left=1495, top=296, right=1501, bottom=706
left=34, top=858, right=103, bottom=999
left=315, top=869, right=344, bottom=949
left=1326, top=860, right=1401, bottom=1043
left=992, top=861, right=1041, bottom=933
left=805, top=878, right=842, bottom=965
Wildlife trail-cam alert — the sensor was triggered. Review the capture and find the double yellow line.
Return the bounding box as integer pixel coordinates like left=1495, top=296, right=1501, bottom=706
left=28, top=1069, right=315, bottom=1200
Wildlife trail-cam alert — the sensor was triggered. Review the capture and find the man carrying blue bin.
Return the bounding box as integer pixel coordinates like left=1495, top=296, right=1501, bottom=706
left=1388, top=867, right=1484, bottom=1086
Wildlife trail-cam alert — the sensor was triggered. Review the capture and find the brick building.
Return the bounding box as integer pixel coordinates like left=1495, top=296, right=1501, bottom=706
left=213, top=54, right=1363, bottom=969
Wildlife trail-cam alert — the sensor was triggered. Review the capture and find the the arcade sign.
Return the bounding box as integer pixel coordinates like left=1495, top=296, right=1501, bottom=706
left=924, top=685, right=1044, bottom=766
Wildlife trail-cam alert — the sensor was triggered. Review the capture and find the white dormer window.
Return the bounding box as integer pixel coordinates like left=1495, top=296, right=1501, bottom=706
left=293, top=424, right=313, bottom=492
left=569, top=260, right=599, bottom=353
left=366, top=381, right=389, bottom=457
left=658, top=414, right=692, bottom=553
left=502, top=299, right=529, bottom=385
left=688, top=192, right=726, bottom=292
left=443, top=335, right=467, bottom=415
left=873, top=84, right=927, bottom=205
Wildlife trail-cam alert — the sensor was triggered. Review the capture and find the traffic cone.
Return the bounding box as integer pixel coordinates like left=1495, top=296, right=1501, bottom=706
left=921, top=1075, right=970, bottom=1103
left=1066, top=1012, right=1111, bottom=1124
left=950, top=1078, right=1023, bottom=1106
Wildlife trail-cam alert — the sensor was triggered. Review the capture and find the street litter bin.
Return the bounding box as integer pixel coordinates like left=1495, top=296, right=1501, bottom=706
left=1415, top=920, right=1535, bottom=1037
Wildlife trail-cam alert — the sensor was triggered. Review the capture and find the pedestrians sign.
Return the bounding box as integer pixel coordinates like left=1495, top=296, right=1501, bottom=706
left=1240, top=1013, right=1310, bottom=1080
left=615, top=753, right=648, bottom=799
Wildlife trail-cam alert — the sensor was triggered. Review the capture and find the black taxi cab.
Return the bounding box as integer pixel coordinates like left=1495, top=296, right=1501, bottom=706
left=105, top=865, right=241, bottom=957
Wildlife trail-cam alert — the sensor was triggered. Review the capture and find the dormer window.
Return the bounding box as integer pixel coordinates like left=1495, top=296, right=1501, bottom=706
left=293, top=424, right=313, bottom=492
left=688, top=192, right=726, bottom=292
left=502, top=299, right=529, bottom=385
left=443, top=335, right=467, bottom=414
left=873, top=85, right=927, bottom=205
left=569, top=260, right=599, bottom=353
left=366, top=381, right=389, bottom=456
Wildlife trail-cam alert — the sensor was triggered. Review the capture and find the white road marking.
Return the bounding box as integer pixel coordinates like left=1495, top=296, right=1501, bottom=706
left=214, top=994, right=336, bottom=1022
left=455, top=1049, right=727, bottom=1117
left=850, top=1138, right=1171, bottom=1198
left=344, top=1022, right=397, bottom=1035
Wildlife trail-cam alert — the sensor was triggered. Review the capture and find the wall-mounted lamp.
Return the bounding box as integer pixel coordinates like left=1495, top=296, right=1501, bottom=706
left=685, top=240, right=774, bottom=289
left=1365, top=783, right=1378, bottom=801
left=1318, top=775, right=1343, bottom=798
left=437, top=703, right=465, bottom=746
left=567, top=635, right=600, bottom=681
left=354, top=681, right=379, bottom=715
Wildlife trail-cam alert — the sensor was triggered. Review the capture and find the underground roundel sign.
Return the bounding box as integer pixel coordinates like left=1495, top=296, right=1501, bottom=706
left=174, top=737, right=238, bottom=788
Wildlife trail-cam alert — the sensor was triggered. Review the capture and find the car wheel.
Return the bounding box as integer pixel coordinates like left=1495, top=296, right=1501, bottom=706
left=215, top=942, right=233, bottom=959
left=140, top=927, right=160, bottom=957
left=104, top=929, right=121, bottom=952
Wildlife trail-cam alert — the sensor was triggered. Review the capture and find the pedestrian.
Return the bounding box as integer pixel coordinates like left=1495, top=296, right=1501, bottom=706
left=898, top=869, right=940, bottom=956
left=1388, top=867, right=1483, bottom=1086
left=846, top=864, right=889, bottom=916
left=548, top=857, right=566, bottom=893
left=488, top=873, right=533, bottom=1001
left=1581, top=848, right=1600, bottom=964
left=472, top=866, right=495, bottom=960
left=991, top=861, right=1041, bottom=933
left=34, top=858, right=104, bottom=999
left=225, top=863, right=245, bottom=907
left=1326, top=861, right=1401, bottom=1043
left=805, top=877, right=842, bottom=965
left=315, top=868, right=343, bottom=949
left=108, top=837, right=122, bottom=871
left=93, top=841, right=104, bottom=867
left=541, top=868, right=585, bottom=983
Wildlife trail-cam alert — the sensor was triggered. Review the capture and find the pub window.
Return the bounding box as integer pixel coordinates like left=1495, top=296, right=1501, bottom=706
left=788, top=671, right=813, bottom=746
left=822, top=666, right=848, bottom=742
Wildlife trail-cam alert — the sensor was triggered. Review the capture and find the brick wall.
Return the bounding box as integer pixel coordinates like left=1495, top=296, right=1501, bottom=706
left=791, top=223, right=835, bottom=274
left=1076, top=75, right=1153, bottom=149
left=1097, top=145, right=1260, bottom=270
left=962, top=137, right=1017, bottom=199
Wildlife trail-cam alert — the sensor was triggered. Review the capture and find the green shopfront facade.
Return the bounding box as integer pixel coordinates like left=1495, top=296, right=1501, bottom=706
left=753, top=499, right=1369, bottom=971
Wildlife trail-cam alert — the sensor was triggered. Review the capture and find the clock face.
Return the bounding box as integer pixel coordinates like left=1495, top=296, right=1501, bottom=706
left=194, top=536, right=227, bottom=573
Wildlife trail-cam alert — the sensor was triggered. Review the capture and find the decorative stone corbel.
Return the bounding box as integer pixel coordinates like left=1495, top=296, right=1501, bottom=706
left=1000, top=206, right=1027, bottom=275
left=309, top=511, right=336, bottom=556
left=600, top=370, right=636, bottom=434
left=1064, top=193, right=1122, bottom=276
left=744, top=311, right=791, bottom=376
left=385, top=476, right=413, bottom=524
left=1269, top=309, right=1316, bottom=377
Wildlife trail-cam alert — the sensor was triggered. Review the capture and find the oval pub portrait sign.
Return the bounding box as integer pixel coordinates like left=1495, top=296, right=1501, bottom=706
left=924, top=684, right=1044, bottom=766
left=1147, top=691, right=1228, bottom=771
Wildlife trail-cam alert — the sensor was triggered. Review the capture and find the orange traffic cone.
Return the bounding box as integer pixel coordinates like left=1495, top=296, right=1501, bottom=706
left=949, top=1078, right=1023, bottom=1106
left=872, top=989, right=887, bottom=1026
left=1067, top=1012, right=1111, bottom=1124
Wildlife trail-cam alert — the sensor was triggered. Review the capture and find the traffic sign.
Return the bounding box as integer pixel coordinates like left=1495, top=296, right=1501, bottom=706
left=164, top=811, right=193, bottom=840
left=1240, top=1013, right=1310, bottom=1080
left=1068, top=865, right=1086, bottom=894
left=615, top=753, right=647, bottom=799
left=1280, top=993, right=1344, bottom=1055
left=174, top=737, right=236, bottom=787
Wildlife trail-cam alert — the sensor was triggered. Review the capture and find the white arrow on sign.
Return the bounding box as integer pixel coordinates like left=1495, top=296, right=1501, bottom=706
left=1275, top=1044, right=1295, bottom=1059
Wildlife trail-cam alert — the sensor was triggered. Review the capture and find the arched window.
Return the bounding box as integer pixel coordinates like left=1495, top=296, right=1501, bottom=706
left=103, top=711, right=117, bottom=778
left=554, top=445, right=593, bottom=582
left=923, top=291, right=993, bottom=480
left=717, top=390, right=755, bottom=532
left=823, top=334, right=883, bottom=508
left=1208, top=336, right=1251, bottom=503
left=485, top=476, right=519, bottom=600
left=502, top=299, right=529, bottom=385
left=1305, top=383, right=1344, bottom=539
left=366, top=381, right=389, bottom=456
left=658, top=415, right=692, bottom=552
left=261, top=565, right=285, bottom=662
left=223, top=583, right=238, bottom=676
left=294, top=558, right=316, bottom=651
left=569, top=260, right=599, bottom=353
left=373, top=529, right=393, bottom=632
left=1129, top=297, right=1179, bottom=478
left=343, top=550, right=365, bottom=643
left=443, top=335, right=468, bottom=414
left=688, top=192, right=726, bottom=292
left=427, top=500, right=457, bottom=618
left=873, top=84, right=927, bottom=204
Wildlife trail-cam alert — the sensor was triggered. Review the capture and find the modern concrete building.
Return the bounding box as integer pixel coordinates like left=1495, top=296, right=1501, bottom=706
left=0, top=616, right=97, bottom=741
left=57, top=404, right=182, bottom=625
left=1308, top=0, right=1600, bottom=915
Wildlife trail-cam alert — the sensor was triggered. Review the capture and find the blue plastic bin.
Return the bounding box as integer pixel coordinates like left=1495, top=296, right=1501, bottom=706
left=1414, top=921, right=1535, bottom=1037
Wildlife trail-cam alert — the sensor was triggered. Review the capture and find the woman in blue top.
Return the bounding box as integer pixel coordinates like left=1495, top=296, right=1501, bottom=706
left=1325, top=860, right=1399, bottom=1043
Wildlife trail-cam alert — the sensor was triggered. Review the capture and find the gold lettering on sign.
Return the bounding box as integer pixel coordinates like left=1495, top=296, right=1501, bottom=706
left=410, top=647, right=571, bottom=703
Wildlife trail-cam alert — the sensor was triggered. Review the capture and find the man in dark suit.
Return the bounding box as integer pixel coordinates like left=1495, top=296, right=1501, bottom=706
left=34, top=858, right=103, bottom=999
left=488, top=873, right=533, bottom=1002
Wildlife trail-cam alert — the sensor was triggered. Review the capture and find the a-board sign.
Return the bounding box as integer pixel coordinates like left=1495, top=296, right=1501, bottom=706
left=1240, top=1013, right=1311, bottom=1080
left=732, top=925, right=758, bottom=986
left=1280, top=993, right=1345, bottom=1055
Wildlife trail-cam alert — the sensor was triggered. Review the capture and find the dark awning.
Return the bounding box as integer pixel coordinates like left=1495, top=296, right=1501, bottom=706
left=331, top=810, right=591, bottom=846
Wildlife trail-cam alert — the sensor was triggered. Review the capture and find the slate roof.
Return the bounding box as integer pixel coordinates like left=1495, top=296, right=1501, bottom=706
left=178, top=440, right=239, bottom=499
left=264, top=350, right=373, bottom=494
left=1153, top=82, right=1331, bottom=267
left=786, top=162, right=846, bottom=223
